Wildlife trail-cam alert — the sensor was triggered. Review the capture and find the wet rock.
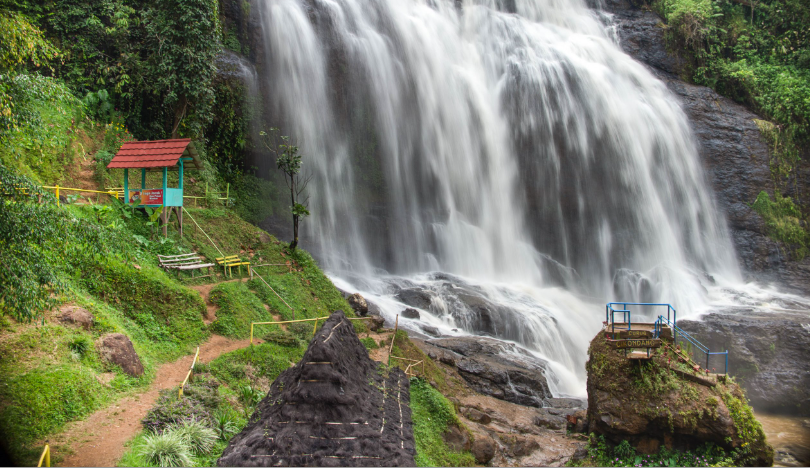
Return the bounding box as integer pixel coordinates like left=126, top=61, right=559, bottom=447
left=416, top=337, right=551, bottom=407
left=59, top=307, right=94, bottom=330
left=401, top=308, right=421, bottom=319
left=367, top=300, right=382, bottom=316
left=442, top=425, right=472, bottom=452
left=96, top=333, right=144, bottom=377
left=679, top=311, right=810, bottom=415
left=367, top=315, right=385, bottom=332
left=472, top=435, right=496, bottom=464
left=547, top=397, right=588, bottom=409
left=347, top=293, right=368, bottom=315
left=421, top=325, right=440, bottom=337
left=396, top=288, right=432, bottom=310
left=462, top=407, right=492, bottom=424
left=533, top=410, right=567, bottom=430
left=499, top=434, right=540, bottom=458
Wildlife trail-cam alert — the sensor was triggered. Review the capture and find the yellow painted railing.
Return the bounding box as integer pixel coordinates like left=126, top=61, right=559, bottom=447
left=37, top=444, right=50, bottom=467
left=178, top=347, right=201, bottom=398
left=250, top=316, right=373, bottom=345
left=41, top=185, right=120, bottom=206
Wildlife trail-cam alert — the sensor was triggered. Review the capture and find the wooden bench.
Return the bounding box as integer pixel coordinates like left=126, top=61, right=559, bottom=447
left=158, top=253, right=216, bottom=278
left=216, top=255, right=251, bottom=278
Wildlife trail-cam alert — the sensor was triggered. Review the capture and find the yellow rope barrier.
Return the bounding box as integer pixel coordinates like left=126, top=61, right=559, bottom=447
left=250, top=316, right=374, bottom=345
left=178, top=347, right=201, bottom=398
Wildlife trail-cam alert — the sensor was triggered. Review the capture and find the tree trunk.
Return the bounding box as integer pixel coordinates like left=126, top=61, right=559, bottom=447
left=289, top=174, right=297, bottom=251
left=171, top=97, right=188, bottom=139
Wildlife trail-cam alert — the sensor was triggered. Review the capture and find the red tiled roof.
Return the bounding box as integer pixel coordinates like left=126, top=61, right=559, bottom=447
left=107, top=139, right=200, bottom=169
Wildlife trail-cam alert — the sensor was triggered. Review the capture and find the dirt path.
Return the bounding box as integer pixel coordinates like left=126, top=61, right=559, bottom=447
left=53, top=281, right=252, bottom=467
left=189, top=278, right=246, bottom=324
left=56, top=335, right=254, bottom=467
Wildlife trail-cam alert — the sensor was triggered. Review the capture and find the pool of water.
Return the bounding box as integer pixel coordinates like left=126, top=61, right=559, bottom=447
left=758, top=413, right=810, bottom=467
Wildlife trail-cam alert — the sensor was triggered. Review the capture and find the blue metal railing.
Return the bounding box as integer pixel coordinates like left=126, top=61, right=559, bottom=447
left=655, top=315, right=728, bottom=375
left=606, top=302, right=677, bottom=333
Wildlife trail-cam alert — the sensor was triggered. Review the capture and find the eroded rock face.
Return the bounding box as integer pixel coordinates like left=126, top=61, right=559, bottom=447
left=96, top=333, right=144, bottom=377
left=679, top=310, right=810, bottom=415
left=416, top=336, right=551, bottom=407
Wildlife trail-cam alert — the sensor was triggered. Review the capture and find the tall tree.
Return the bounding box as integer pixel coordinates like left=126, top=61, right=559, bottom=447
left=142, top=0, right=220, bottom=138
left=261, top=129, right=311, bottom=251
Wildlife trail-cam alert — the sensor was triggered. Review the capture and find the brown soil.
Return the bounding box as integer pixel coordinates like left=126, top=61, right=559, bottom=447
left=54, top=334, right=255, bottom=467
left=188, top=278, right=246, bottom=325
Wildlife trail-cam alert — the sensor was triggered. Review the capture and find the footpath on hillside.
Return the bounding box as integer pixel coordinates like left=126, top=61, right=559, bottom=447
left=54, top=283, right=254, bottom=467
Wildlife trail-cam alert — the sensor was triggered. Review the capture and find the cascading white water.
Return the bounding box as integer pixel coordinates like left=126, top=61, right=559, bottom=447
left=255, top=0, right=745, bottom=396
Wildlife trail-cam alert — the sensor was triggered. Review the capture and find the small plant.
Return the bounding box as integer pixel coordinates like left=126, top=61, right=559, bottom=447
left=172, top=419, right=217, bottom=455
left=68, top=335, right=92, bottom=359
left=212, top=408, right=239, bottom=440
left=137, top=430, right=193, bottom=467
left=238, top=384, right=264, bottom=416
left=360, top=337, right=379, bottom=350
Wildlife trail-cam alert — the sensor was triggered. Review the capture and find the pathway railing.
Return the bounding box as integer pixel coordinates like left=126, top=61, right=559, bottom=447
left=606, top=302, right=676, bottom=333
left=655, top=315, right=728, bottom=374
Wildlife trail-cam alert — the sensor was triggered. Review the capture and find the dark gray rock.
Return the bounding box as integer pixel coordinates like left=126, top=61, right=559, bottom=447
left=367, top=315, right=385, bottom=332
left=679, top=310, right=810, bottom=415
left=401, top=308, right=420, bottom=319
left=396, top=288, right=432, bottom=310
left=461, top=407, right=492, bottom=424
left=533, top=412, right=567, bottom=430
left=96, top=333, right=144, bottom=377
left=416, top=336, right=551, bottom=407
left=347, top=293, right=368, bottom=316
left=420, top=324, right=440, bottom=337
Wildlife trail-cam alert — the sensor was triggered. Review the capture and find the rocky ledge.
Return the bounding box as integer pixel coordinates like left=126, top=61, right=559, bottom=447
left=416, top=336, right=555, bottom=408
left=586, top=330, right=773, bottom=466
left=678, top=309, right=810, bottom=415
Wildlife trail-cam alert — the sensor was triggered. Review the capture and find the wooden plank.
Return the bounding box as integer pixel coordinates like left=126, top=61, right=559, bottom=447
left=176, top=263, right=216, bottom=270
left=627, top=350, right=653, bottom=360
left=158, top=253, right=200, bottom=259
left=160, top=259, right=205, bottom=266
left=608, top=339, right=662, bottom=349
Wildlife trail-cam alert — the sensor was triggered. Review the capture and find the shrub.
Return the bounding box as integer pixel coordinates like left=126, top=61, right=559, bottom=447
left=173, top=419, right=217, bottom=455
left=212, top=408, right=240, bottom=441
left=360, top=337, right=379, bottom=350
left=67, top=335, right=92, bottom=358
left=262, top=329, right=300, bottom=347
left=409, top=377, right=474, bottom=467
left=137, top=430, right=193, bottom=467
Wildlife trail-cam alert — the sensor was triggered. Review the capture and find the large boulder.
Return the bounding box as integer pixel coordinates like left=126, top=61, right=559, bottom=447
left=347, top=293, right=369, bottom=315
left=396, top=288, right=432, bottom=310
left=96, top=333, right=144, bottom=377
left=218, top=311, right=415, bottom=466
left=59, top=307, right=94, bottom=330
left=416, top=336, right=551, bottom=407
left=586, top=331, right=772, bottom=466
left=679, top=310, right=810, bottom=415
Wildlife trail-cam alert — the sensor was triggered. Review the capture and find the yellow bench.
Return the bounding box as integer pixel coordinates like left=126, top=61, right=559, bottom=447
left=216, top=255, right=251, bottom=277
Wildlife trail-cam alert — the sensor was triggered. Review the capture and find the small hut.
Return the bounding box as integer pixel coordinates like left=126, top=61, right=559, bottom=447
left=107, top=138, right=202, bottom=236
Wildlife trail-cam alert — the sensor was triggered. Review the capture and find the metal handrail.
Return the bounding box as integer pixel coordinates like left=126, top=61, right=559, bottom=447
left=656, top=315, right=728, bottom=374
left=606, top=302, right=677, bottom=333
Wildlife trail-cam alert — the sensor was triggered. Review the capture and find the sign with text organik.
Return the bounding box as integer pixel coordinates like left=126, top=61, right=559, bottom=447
left=129, top=189, right=163, bottom=205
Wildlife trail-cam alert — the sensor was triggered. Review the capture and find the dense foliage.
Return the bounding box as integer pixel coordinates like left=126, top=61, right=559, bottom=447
left=655, top=0, right=810, bottom=254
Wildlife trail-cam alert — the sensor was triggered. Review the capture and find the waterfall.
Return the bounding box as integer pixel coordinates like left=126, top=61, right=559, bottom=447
left=254, top=0, right=743, bottom=396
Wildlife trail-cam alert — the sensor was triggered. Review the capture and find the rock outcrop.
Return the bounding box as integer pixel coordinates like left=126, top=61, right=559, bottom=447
left=59, top=307, right=94, bottom=330
left=679, top=310, right=810, bottom=415
left=218, top=311, right=415, bottom=466
left=586, top=330, right=773, bottom=466
left=95, top=333, right=144, bottom=377
left=416, top=336, right=552, bottom=407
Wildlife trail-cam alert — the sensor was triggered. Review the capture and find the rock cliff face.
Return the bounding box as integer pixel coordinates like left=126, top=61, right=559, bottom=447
left=603, top=0, right=810, bottom=294
left=679, top=310, right=810, bottom=415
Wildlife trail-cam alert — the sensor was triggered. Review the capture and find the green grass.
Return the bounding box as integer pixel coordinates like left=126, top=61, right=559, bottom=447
left=209, top=281, right=276, bottom=339
left=409, top=378, right=475, bottom=467
left=208, top=342, right=305, bottom=389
